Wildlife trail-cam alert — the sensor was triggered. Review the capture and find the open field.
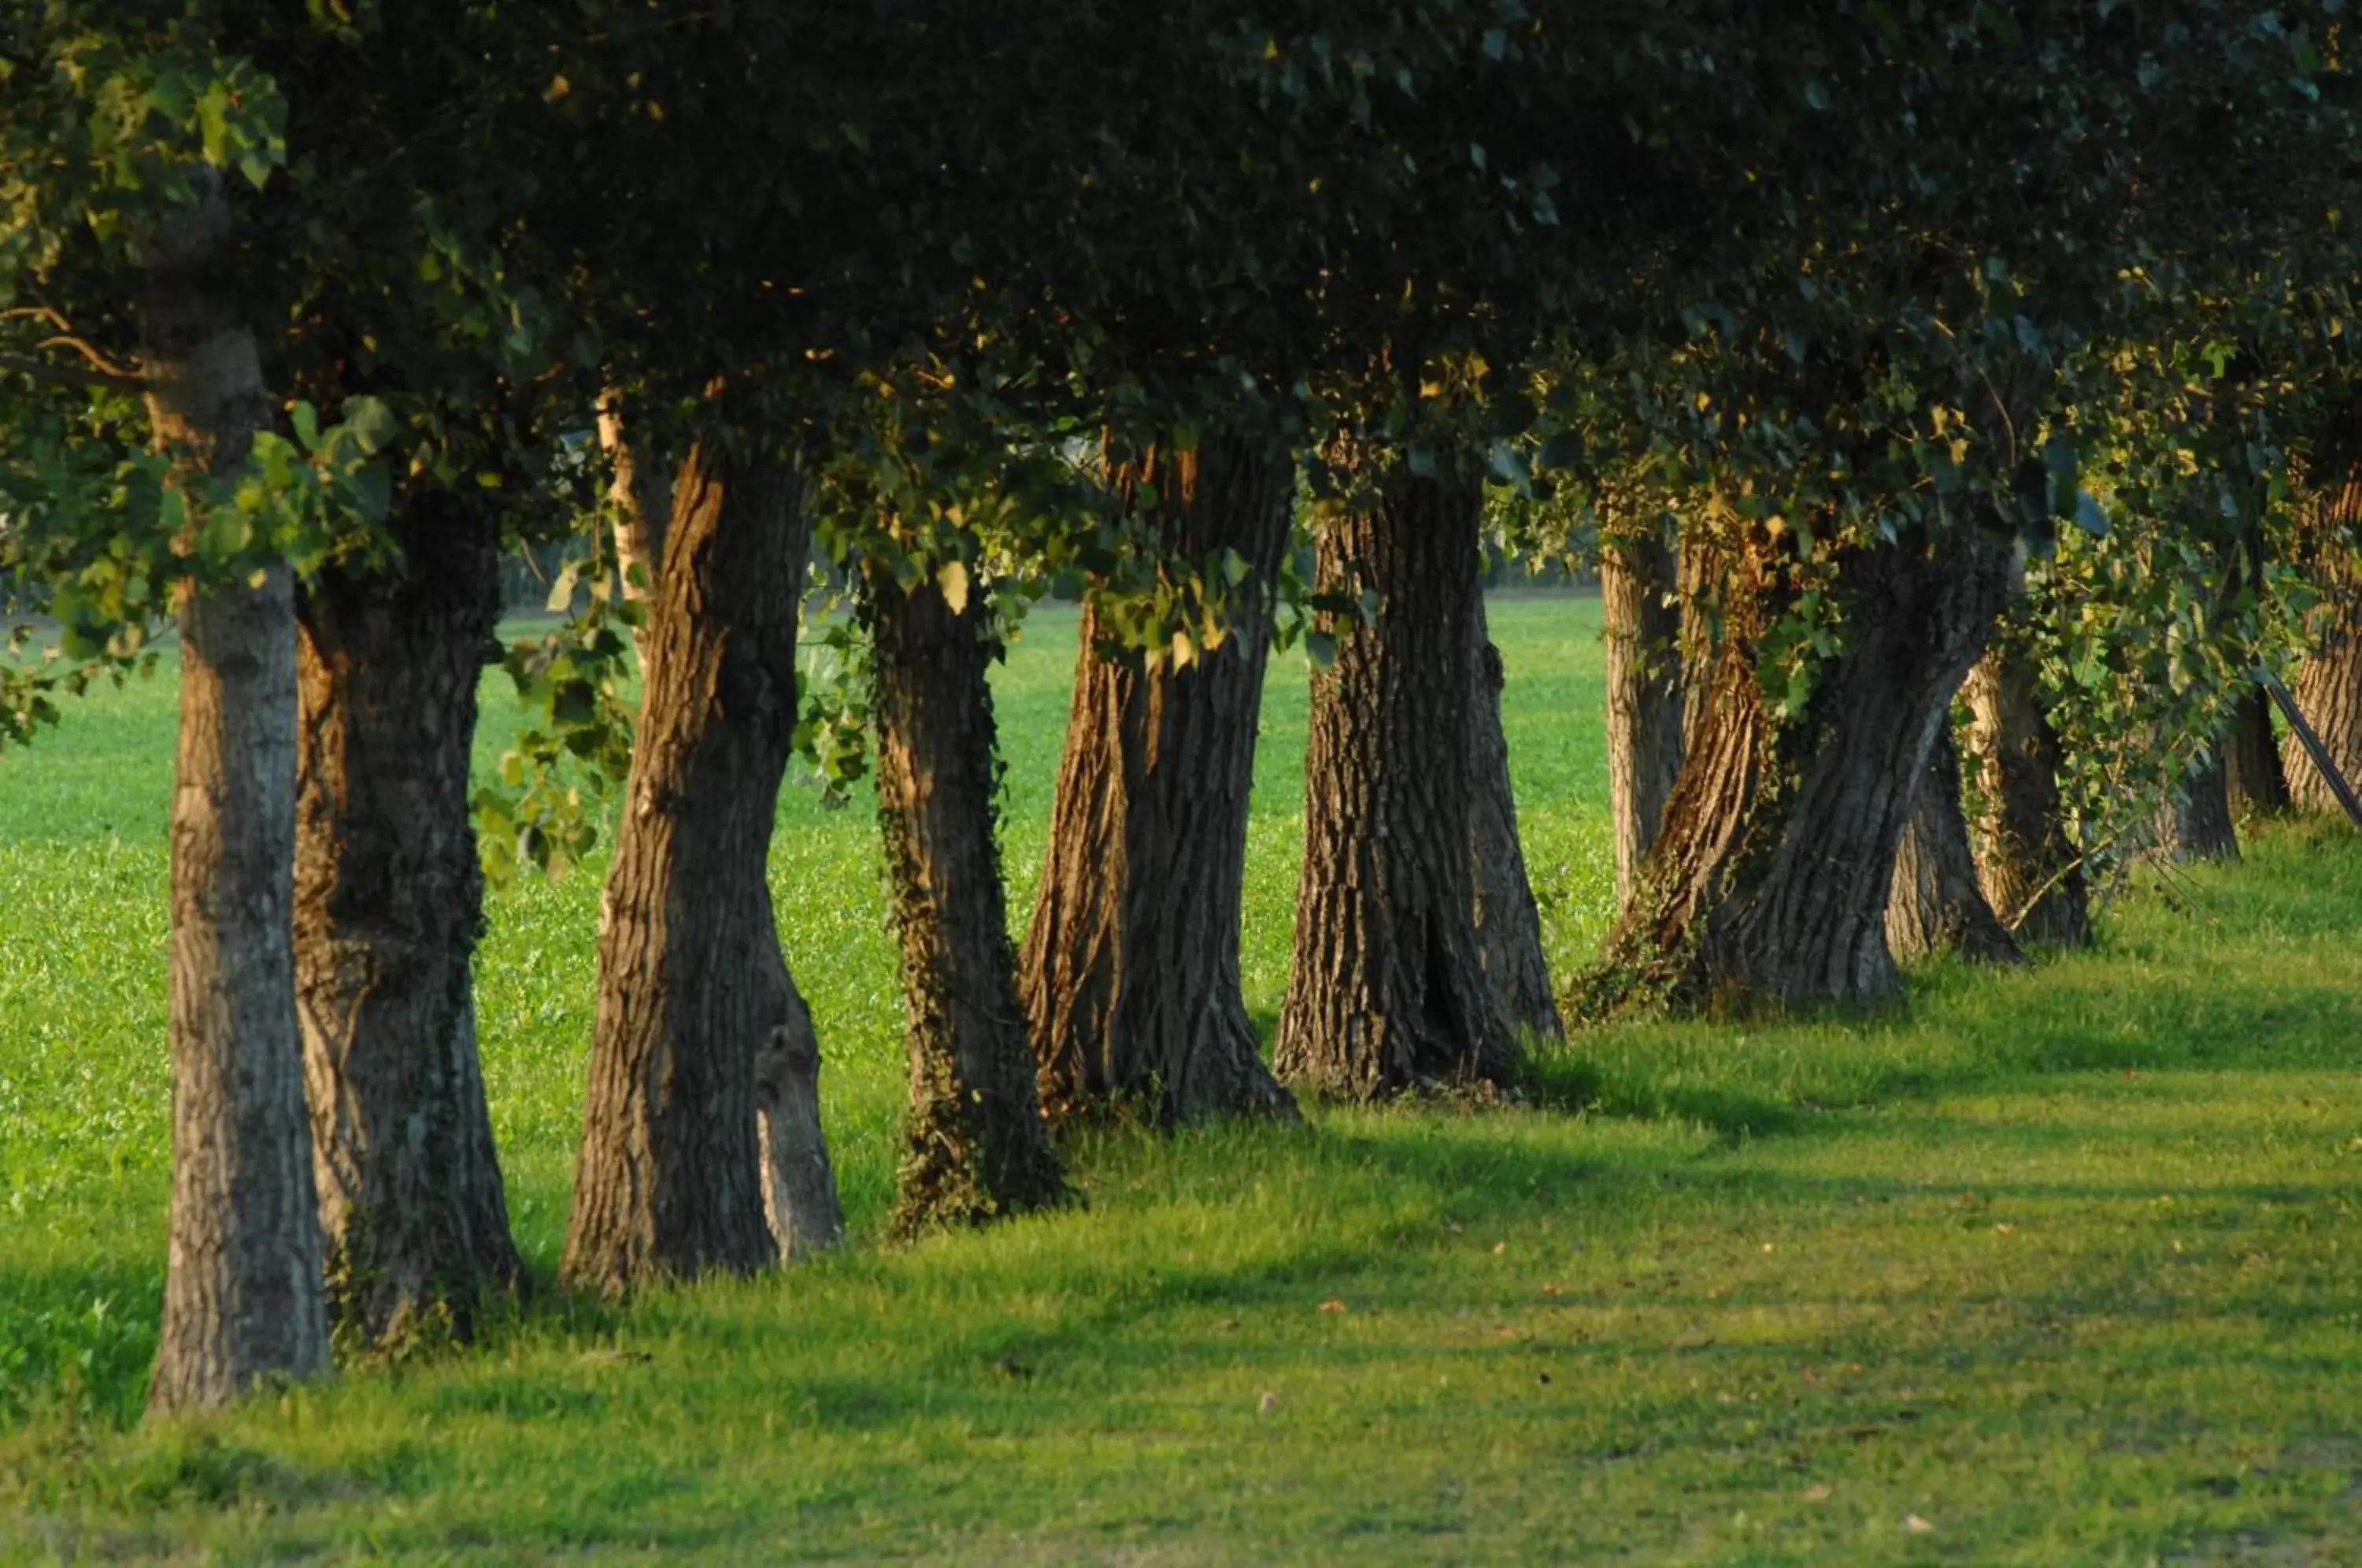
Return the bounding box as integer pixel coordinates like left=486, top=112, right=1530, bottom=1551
left=3, top=594, right=2360, bottom=1563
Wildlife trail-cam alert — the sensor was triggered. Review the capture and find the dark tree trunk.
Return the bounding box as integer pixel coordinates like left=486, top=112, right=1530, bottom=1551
left=1885, top=725, right=2023, bottom=966
left=1274, top=466, right=1513, bottom=1099
left=2154, top=738, right=2240, bottom=864
left=562, top=442, right=832, bottom=1293
left=2225, top=686, right=2291, bottom=815
left=1468, top=595, right=1563, bottom=1041
left=294, top=490, right=519, bottom=1350
left=1021, top=438, right=1295, bottom=1125
left=1963, top=645, right=2089, bottom=949
left=1590, top=527, right=2015, bottom=1015
left=867, top=567, right=1067, bottom=1230
left=2284, top=543, right=2362, bottom=818
left=1601, top=522, right=1685, bottom=908
left=143, top=172, right=331, bottom=1416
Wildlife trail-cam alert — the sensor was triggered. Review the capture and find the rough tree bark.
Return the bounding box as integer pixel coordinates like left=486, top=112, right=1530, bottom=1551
left=1590, top=525, right=2016, bottom=1015
left=868, top=566, right=1067, bottom=1230
left=294, top=490, right=520, bottom=1349
left=562, top=442, right=836, bottom=1293
left=1963, top=644, right=2089, bottom=949
left=1885, top=725, right=2023, bottom=965
left=145, top=172, right=331, bottom=1416
left=1020, top=438, right=1295, bottom=1124
left=1468, top=595, right=1563, bottom=1041
left=2284, top=494, right=2362, bottom=815
left=1274, top=466, right=1514, bottom=1099
left=2153, top=738, right=2240, bottom=864
left=1601, top=521, right=1686, bottom=908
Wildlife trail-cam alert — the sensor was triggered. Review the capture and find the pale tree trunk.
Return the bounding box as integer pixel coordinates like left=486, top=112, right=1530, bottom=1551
left=1885, top=725, right=2022, bottom=965
left=144, top=172, right=331, bottom=1416
left=294, top=489, right=519, bottom=1350
left=754, top=986, right=844, bottom=1260
left=1601, top=521, right=1685, bottom=908
left=867, top=566, right=1066, bottom=1230
left=1590, top=524, right=2015, bottom=1015
left=1468, top=595, right=1562, bottom=1041
left=562, top=441, right=835, bottom=1293
left=595, top=391, right=671, bottom=612
left=1963, top=644, right=2089, bottom=948
left=1275, top=464, right=1513, bottom=1099
left=1021, top=437, right=1295, bottom=1124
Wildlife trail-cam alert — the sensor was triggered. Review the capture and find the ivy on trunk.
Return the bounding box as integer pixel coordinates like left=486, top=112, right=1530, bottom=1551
left=867, top=567, right=1067, bottom=1230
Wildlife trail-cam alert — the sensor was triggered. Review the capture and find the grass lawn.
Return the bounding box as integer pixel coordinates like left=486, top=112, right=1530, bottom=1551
left=2, top=591, right=2359, bottom=1564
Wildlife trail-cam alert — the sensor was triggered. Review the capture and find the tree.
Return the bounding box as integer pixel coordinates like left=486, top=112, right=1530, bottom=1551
left=561, top=438, right=817, bottom=1290
left=1022, top=436, right=1298, bottom=1125
left=1600, top=515, right=1686, bottom=909
left=1887, top=724, right=2023, bottom=965
left=1276, top=456, right=1516, bottom=1096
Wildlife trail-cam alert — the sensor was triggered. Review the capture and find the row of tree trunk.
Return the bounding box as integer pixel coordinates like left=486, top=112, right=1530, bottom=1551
left=135, top=215, right=2362, bottom=1408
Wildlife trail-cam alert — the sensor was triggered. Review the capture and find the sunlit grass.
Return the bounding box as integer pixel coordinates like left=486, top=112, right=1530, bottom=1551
left=4, top=594, right=2360, bottom=1562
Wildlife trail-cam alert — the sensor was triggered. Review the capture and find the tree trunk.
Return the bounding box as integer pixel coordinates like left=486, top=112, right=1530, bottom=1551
left=2154, top=737, right=2240, bottom=864
left=595, top=391, right=671, bottom=609
left=1274, top=466, right=1513, bottom=1099
left=1601, top=522, right=1685, bottom=908
left=1020, top=438, right=1295, bottom=1125
left=2284, top=547, right=2362, bottom=818
left=561, top=442, right=833, bottom=1293
left=754, top=986, right=844, bottom=1259
left=294, top=490, right=519, bottom=1351
left=1468, top=595, right=1563, bottom=1041
left=867, top=567, right=1067, bottom=1231
left=1963, top=645, right=2089, bottom=948
left=143, top=173, right=331, bottom=1416
left=1885, top=724, right=2023, bottom=965
left=1590, top=527, right=2015, bottom=1015
left=2225, top=686, right=2290, bottom=815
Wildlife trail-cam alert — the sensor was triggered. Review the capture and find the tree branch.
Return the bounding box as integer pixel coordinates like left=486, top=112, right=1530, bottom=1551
left=0, top=353, right=147, bottom=392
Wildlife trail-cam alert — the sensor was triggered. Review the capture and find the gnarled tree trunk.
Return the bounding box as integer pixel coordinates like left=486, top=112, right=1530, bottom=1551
left=294, top=490, right=519, bottom=1350
left=1021, top=438, right=1295, bottom=1125
left=1963, top=644, right=2088, bottom=949
left=868, top=567, right=1066, bottom=1230
left=1274, top=466, right=1512, bottom=1099
left=1469, top=595, right=1562, bottom=1041
left=755, top=986, right=844, bottom=1260
left=1886, top=724, right=2022, bottom=965
left=145, top=172, right=331, bottom=1416
left=1602, top=521, right=1686, bottom=909
left=563, top=442, right=833, bottom=1293
left=1590, top=525, right=2015, bottom=1015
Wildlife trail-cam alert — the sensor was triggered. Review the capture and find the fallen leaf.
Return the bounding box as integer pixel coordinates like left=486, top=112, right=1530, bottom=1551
left=1903, top=1514, right=1936, bottom=1533
left=1319, top=1298, right=1347, bottom=1313
left=1493, top=1242, right=1508, bottom=1255
left=1801, top=1485, right=1832, bottom=1502
left=1257, top=1390, right=1279, bottom=1414
left=1542, top=1281, right=1563, bottom=1296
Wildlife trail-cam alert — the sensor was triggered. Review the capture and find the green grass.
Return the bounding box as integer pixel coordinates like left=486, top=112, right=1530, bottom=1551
left=2, top=593, right=2359, bottom=1563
